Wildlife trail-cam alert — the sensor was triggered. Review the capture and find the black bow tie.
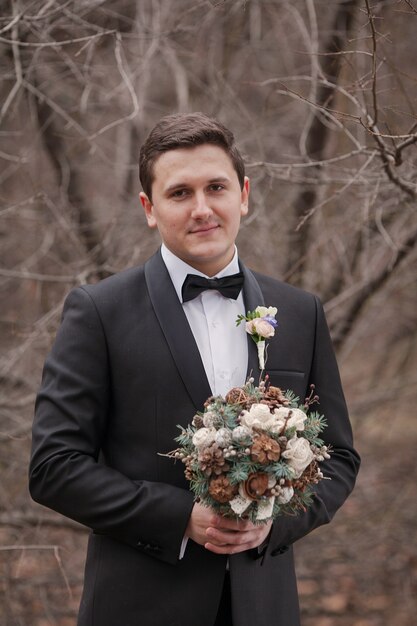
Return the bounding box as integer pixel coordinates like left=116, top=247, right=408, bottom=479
left=181, top=272, right=244, bottom=302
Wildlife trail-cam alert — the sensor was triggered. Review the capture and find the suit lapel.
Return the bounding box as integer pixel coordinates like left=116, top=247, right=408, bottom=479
left=144, top=250, right=212, bottom=411
left=145, top=251, right=266, bottom=406
left=240, top=261, right=265, bottom=381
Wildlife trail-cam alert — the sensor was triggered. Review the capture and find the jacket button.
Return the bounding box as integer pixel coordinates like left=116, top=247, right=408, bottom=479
left=151, top=544, right=161, bottom=553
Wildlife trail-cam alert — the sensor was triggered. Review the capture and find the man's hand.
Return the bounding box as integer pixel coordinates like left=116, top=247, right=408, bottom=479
left=185, top=502, right=272, bottom=555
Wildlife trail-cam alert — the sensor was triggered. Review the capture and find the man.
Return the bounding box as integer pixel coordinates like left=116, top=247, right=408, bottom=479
left=29, top=113, right=360, bottom=626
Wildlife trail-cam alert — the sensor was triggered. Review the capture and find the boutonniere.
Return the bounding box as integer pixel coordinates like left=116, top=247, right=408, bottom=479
left=236, top=306, right=278, bottom=370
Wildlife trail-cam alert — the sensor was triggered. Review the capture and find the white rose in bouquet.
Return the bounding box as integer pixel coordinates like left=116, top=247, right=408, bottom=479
left=240, top=403, right=277, bottom=431
left=277, top=486, right=294, bottom=504
left=274, top=406, right=308, bottom=432
left=203, top=411, right=216, bottom=428
left=192, top=427, right=216, bottom=450
left=282, top=436, right=314, bottom=478
left=232, top=425, right=252, bottom=442
left=215, top=428, right=232, bottom=448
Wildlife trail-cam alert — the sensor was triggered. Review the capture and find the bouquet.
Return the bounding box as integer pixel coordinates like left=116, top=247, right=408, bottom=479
left=166, top=378, right=330, bottom=523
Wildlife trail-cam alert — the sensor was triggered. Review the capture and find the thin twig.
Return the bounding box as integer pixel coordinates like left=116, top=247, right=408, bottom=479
left=0, top=29, right=115, bottom=48
left=0, top=268, right=76, bottom=282
left=401, top=0, right=417, bottom=15
left=246, top=148, right=377, bottom=170
left=364, top=0, right=379, bottom=125
left=296, top=152, right=377, bottom=231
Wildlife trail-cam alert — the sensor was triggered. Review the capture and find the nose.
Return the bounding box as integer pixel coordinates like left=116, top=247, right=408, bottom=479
left=191, top=191, right=213, bottom=220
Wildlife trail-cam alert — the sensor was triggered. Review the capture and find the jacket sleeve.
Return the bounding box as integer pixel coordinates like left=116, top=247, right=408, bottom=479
left=29, top=286, right=194, bottom=565
left=266, top=295, right=360, bottom=557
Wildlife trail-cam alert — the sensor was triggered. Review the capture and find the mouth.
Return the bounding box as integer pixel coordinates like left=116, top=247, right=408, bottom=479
left=189, top=223, right=219, bottom=235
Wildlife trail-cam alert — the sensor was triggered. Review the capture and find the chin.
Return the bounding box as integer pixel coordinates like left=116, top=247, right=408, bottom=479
left=187, top=249, right=232, bottom=274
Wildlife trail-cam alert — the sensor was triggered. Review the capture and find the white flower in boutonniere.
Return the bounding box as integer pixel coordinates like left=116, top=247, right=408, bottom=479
left=236, top=305, right=278, bottom=370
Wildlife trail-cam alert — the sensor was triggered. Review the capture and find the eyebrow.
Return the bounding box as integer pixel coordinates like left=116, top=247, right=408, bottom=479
left=164, top=177, right=231, bottom=194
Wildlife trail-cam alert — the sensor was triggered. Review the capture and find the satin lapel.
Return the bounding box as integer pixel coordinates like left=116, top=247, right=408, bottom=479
left=240, top=262, right=265, bottom=381
left=144, top=250, right=212, bottom=411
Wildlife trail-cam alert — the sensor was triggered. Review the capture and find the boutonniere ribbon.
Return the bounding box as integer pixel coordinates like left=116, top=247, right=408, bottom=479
left=236, top=306, right=278, bottom=370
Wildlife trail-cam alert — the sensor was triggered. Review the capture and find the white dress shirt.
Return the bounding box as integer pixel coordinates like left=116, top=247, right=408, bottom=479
left=161, top=244, right=248, bottom=397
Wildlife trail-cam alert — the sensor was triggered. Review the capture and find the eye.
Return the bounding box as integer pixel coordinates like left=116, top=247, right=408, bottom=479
left=170, top=188, right=189, bottom=199
left=208, top=183, right=225, bottom=192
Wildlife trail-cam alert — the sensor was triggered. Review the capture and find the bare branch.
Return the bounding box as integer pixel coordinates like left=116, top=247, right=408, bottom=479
left=296, top=151, right=377, bottom=230
left=327, top=223, right=417, bottom=349
left=0, top=2, right=23, bottom=122
left=400, top=0, right=417, bottom=15
left=0, top=28, right=116, bottom=49
left=364, top=0, right=379, bottom=125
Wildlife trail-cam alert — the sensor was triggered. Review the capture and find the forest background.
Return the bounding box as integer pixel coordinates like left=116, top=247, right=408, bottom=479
left=1, top=1, right=416, bottom=625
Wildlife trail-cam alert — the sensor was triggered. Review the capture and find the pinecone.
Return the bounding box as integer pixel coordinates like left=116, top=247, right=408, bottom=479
left=225, top=387, right=250, bottom=406
left=242, top=472, right=269, bottom=500
left=209, top=476, right=238, bottom=503
left=250, top=433, right=281, bottom=464
left=192, top=414, right=204, bottom=428
left=204, top=396, right=216, bottom=408
left=198, top=444, right=229, bottom=476
left=263, top=385, right=290, bottom=408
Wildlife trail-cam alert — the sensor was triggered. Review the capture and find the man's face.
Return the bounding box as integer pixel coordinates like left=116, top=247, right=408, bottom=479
left=140, top=144, right=249, bottom=276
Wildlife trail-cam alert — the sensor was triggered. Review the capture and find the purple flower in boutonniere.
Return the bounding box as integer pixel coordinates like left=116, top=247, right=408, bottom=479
left=236, top=306, right=278, bottom=370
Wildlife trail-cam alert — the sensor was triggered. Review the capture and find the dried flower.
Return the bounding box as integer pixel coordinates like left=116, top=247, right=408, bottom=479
left=274, top=406, right=308, bottom=432
left=263, top=385, right=289, bottom=406
left=240, top=403, right=278, bottom=431
left=192, top=414, right=204, bottom=428
left=209, top=476, right=238, bottom=503
left=282, top=436, right=315, bottom=478
left=277, top=486, right=294, bottom=504
left=241, top=472, right=269, bottom=500
left=215, top=428, right=232, bottom=448
left=250, top=433, right=281, bottom=464
left=232, top=425, right=252, bottom=442
left=198, top=444, right=228, bottom=476
left=202, top=411, right=216, bottom=428
left=225, top=387, right=250, bottom=405
left=192, top=427, right=216, bottom=450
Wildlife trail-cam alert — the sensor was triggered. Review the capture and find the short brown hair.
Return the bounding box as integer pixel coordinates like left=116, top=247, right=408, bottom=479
left=139, top=112, right=245, bottom=199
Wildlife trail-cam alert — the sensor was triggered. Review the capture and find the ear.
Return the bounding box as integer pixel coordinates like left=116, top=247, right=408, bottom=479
left=139, top=192, right=157, bottom=229
left=240, top=176, right=250, bottom=217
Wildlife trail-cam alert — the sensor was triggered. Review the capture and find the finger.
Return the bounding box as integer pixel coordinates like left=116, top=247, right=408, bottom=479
left=210, top=516, right=253, bottom=532
left=206, top=527, right=257, bottom=546
left=204, top=540, right=256, bottom=555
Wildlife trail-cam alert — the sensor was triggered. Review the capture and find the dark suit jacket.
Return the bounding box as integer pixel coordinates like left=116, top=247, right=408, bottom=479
left=29, top=250, right=360, bottom=626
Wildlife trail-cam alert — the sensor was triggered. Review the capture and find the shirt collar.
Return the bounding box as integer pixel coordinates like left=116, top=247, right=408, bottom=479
left=160, top=244, right=240, bottom=303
